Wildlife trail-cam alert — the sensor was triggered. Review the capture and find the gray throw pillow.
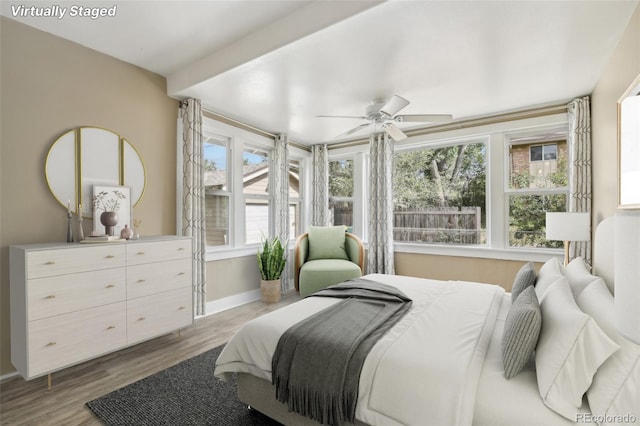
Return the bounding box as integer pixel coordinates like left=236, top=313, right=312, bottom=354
left=502, top=285, right=542, bottom=379
left=511, top=261, right=537, bottom=302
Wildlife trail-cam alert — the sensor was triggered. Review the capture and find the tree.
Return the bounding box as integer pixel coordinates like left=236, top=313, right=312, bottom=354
left=393, top=143, right=486, bottom=213
left=329, top=160, right=353, bottom=197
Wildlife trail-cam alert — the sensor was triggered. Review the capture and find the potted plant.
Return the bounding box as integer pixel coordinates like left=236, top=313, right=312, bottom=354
left=257, top=236, right=286, bottom=303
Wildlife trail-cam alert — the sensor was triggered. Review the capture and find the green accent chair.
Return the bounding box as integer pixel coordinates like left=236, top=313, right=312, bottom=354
left=294, top=229, right=365, bottom=297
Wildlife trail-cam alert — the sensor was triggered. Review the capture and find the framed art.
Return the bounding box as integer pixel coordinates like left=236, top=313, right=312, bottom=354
left=92, top=185, right=132, bottom=236
left=618, top=72, right=640, bottom=209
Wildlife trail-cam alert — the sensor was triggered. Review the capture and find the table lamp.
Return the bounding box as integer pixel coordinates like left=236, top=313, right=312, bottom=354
left=545, top=212, right=590, bottom=265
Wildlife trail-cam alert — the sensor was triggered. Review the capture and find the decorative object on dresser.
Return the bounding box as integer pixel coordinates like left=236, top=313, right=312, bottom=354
left=545, top=212, right=590, bottom=265
left=9, top=236, right=193, bottom=389
left=92, top=185, right=130, bottom=237
left=257, top=236, right=287, bottom=303
left=65, top=201, right=73, bottom=243
left=120, top=224, right=134, bottom=240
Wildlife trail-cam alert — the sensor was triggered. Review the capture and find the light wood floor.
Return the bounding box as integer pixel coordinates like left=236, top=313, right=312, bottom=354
left=0, top=291, right=301, bottom=426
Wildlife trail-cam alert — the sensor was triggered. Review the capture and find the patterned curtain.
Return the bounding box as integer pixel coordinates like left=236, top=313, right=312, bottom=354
left=311, top=144, right=329, bottom=226
left=273, top=133, right=291, bottom=290
left=179, top=99, right=207, bottom=316
left=567, top=96, right=592, bottom=264
left=368, top=133, right=395, bottom=274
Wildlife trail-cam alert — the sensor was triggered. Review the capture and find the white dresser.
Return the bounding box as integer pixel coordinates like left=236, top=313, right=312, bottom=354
left=10, top=236, right=193, bottom=382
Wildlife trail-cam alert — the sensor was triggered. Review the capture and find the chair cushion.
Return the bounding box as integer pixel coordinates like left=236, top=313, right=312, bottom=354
left=307, top=226, right=348, bottom=261
left=299, top=259, right=362, bottom=297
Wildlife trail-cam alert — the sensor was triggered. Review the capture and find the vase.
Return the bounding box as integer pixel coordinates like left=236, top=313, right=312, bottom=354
left=120, top=224, right=133, bottom=240
left=100, top=211, right=119, bottom=236
left=260, top=279, right=281, bottom=303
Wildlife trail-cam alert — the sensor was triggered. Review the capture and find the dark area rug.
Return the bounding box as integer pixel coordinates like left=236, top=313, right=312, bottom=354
left=86, top=345, right=281, bottom=426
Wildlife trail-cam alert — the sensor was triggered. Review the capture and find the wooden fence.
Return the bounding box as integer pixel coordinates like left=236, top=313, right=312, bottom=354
left=332, top=205, right=483, bottom=244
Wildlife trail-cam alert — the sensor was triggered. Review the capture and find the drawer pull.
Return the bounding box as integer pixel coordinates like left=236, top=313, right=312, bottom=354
left=177, top=272, right=185, bottom=276
left=137, top=279, right=146, bottom=283
left=45, top=342, right=56, bottom=347
left=137, top=251, right=145, bottom=256
left=45, top=261, right=56, bottom=265
left=179, top=306, right=187, bottom=310
left=178, top=247, right=185, bottom=251
left=44, top=295, right=56, bottom=299
left=106, top=284, right=116, bottom=289
left=106, top=325, right=116, bottom=330
left=137, top=317, right=146, bottom=322
left=105, top=255, right=115, bottom=259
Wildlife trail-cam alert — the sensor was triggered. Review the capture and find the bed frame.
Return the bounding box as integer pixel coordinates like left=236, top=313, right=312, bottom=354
left=238, top=373, right=368, bottom=426
left=238, top=217, right=616, bottom=426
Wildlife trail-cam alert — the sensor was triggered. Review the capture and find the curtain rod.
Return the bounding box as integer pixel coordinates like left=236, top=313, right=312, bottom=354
left=202, top=109, right=310, bottom=152
left=326, top=103, right=569, bottom=150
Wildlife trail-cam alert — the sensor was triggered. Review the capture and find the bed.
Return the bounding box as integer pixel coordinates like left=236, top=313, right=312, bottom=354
left=214, top=217, right=639, bottom=426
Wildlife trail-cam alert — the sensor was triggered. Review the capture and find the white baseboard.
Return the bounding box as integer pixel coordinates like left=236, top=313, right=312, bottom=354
left=0, top=370, right=20, bottom=382
left=202, top=289, right=262, bottom=317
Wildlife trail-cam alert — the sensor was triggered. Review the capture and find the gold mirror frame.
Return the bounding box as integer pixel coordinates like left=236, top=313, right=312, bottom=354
left=618, top=73, right=640, bottom=209
left=45, top=126, right=146, bottom=218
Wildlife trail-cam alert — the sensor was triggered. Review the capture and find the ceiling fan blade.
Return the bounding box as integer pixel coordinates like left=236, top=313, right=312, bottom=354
left=380, top=95, right=410, bottom=117
left=395, top=114, right=453, bottom=123
left=316, top=115, right=367, bottom=119
left=336, top=123, right=370, bottom=138
left=383, top=123, right=407, bottom=141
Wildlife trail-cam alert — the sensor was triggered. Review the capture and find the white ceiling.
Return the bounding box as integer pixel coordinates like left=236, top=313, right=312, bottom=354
left=2, top=0, right=638, bottom=145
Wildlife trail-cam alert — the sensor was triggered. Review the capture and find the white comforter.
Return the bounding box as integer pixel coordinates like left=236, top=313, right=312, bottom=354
left=214, top=274, right=505, bottom=426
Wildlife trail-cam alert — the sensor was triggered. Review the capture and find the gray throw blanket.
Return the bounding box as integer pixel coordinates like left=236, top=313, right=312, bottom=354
left=272, top=278, right=412, bottom=425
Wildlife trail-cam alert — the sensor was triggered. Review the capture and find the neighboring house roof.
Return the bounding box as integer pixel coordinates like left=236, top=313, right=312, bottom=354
left=204, top=163, right=271, bottom=189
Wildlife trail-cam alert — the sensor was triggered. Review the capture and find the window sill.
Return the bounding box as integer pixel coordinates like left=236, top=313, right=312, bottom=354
left=205, top=246, right=258, bottom=261
left=206, top=242, right=297, bottom=262
left=393, top=243, right=563, bottom=263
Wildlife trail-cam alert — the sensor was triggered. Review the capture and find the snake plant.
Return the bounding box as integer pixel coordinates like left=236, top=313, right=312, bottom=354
left=257, top=236, right=286, bottom=280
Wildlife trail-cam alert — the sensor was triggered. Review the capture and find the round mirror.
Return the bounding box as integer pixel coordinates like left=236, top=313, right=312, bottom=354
left=45, top=127, right=146, bottom=218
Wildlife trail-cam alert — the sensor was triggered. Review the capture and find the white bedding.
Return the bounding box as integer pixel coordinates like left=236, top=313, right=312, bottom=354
left=214, top=273, right=571, bottom=426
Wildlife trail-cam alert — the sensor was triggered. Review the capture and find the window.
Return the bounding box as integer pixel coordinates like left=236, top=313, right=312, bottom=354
left=508, top=139, right=568, bottom=248
left=203, top=135, right=230, bottom=247
left=243, top=148, right=270, bottom=244
left=329, top=159, right=354, bottom=230
left=199, top=117, right=286, bottom=257
left=393, top=141, right=487, bottom=245
left=289, top=159, right=302, bottom=238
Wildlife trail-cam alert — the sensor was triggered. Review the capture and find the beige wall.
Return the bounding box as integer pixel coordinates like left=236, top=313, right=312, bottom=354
left=207, top=256, right=261, bottom=300
left=592, top=4, right=640, bottom=224
left=0, top=18, right=179, bottom=375
left=395, top=253, right=542, bottom=291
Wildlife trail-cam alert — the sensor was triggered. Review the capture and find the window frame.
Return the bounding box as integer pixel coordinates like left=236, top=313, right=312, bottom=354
left=202, top=133, right=232, bottom=248
left=390, top=113, right=569, bottom=262
left=392, top=137, right=489, bottom=247
left=197, top=117, right=278, bottom=261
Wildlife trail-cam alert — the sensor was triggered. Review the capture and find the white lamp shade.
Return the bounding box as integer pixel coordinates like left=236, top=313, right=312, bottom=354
left=614, top=212, right=640, bottom=344
left=545, top=212, right=591, bottom=241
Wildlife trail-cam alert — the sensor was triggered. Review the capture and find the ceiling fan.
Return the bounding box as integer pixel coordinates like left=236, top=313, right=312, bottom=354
left=317, top=95, right=453, bottom=141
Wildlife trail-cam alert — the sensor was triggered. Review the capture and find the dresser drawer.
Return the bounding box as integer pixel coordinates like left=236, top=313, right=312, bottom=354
left=127, top=259, right=192, bottom=299
left=27, top=245, right=125, bottom=279
left=126, top=239, right=191, bottom=266
left=28, top=268, right=126, bottom=321
left=28, top=302, right=126, bottom=378
left=127, top=288, right=192, bottom=345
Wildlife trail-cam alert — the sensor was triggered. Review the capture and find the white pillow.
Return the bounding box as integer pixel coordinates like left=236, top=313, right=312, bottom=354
left=576, top=280, right=640, bottom=425
left=565, top=257, right=602, bottom=298
left=534, top=258, right=565, bottom=299
left=536, top=277, right=620, bottom=420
